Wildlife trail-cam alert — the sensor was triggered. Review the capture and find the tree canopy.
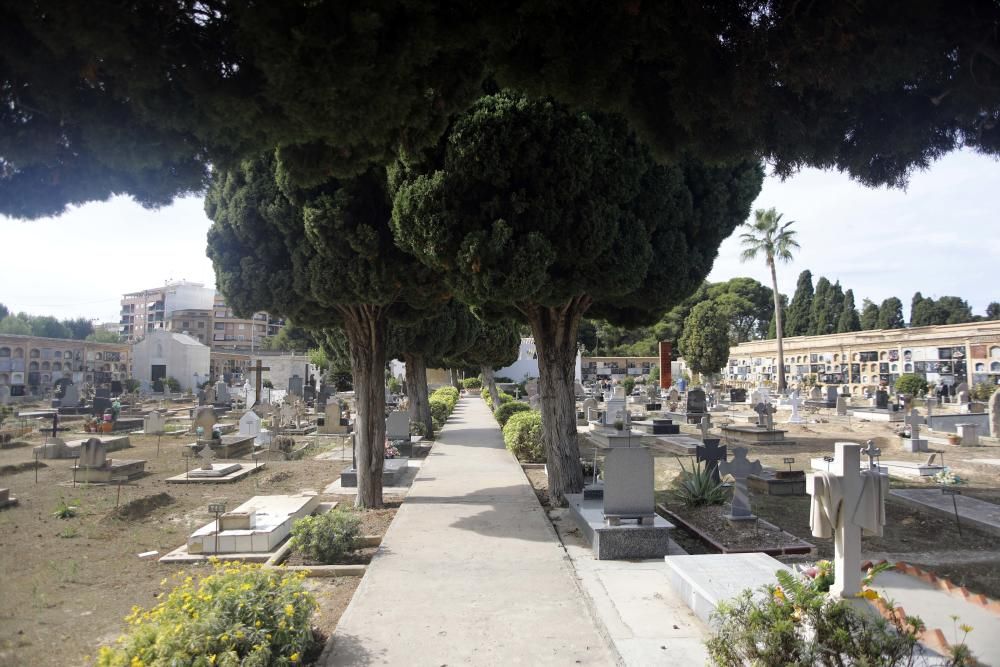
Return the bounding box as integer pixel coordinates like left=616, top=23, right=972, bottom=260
left=784, top=270, right=814, bottom=337
left=391, top=92, right=761, bottom=501
left=678, top=301, right=730, bottom=379
left=205, top=153, right=446, bottom=508
left=5, top=2, right=1000, bottom=217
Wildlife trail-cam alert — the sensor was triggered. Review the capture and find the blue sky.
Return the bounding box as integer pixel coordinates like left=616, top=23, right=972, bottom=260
left=1, top=149, right=997, bottom=324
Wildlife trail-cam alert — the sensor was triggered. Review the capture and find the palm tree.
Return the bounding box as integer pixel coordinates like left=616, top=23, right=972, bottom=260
left=739, top=207, right=799, bottom=392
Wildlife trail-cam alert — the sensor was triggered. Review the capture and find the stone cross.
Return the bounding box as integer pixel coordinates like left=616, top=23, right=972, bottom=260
left=807, top=442, right=887, bottom=599
left=717, top=446, right=762, bottom=520
left=696, top=439, right=727, bottom=484
left=861, top=440, right=881, bottom=469
left=904, top=408, right=922, bottom=440
left=198, top=443, right=214, bottom=470
left=250, top=359, right=271, bottom=407
left=787, top=391, right=805, bottom=424
left=699, top=415, right=711, bottom=441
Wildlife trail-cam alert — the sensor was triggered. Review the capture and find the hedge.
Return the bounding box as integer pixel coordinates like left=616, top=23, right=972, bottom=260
left=494, top=400, right=531, bottom=427
left=481, top=387, right=514, bottom=411
left=462, top=377, right=482, bottom=390
left=502, top=410, right=545, bottom=463
left=429, top=386, right=461, bottom=431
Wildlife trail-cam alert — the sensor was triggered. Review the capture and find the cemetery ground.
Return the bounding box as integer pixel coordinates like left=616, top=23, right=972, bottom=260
left=0, top=426, right=399, bottom=667
left=530, top=417, right=1000, bottom=599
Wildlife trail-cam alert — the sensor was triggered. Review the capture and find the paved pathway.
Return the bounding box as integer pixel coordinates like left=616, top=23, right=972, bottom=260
left=322, top=397, right=616, bottom=665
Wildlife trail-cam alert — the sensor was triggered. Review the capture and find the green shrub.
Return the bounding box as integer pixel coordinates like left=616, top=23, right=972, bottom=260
left=622, top=377, right=636, bottom=395
left=495, top=401, right=531, bottom=427
left=671, top=459, right=726, bottom=507
left=462, top=377, right=482, bottom=390
left=707, top=568, right=923, bottom=666
left=972, top=382, right=997, bottom=402
left=164, top=376, right=181, bottom=393
left=430, top=386, right=459, bottom=412
left=481, top=387, right=515, bottom=411
left=53, top=498, right=79, bottom=519
left=291, top=510, right=361, bottom=564
left=429, top=397, right=450, bottom=427
left=96, top=561, right=317, bottom=667
left=502, top=410, right=545, bottom=463
left=274, top=436, right=296, bottom=453
left=387, top=376, right=402, bottom=394
left=895, top=373, right=927, bottom=397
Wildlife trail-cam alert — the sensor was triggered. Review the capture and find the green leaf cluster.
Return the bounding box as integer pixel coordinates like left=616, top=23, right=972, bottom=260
left=291, top=510, right=361, bottom=564
left=494, top=400, right=531, bottom=427
left=502, top=410, right=545, bottom=463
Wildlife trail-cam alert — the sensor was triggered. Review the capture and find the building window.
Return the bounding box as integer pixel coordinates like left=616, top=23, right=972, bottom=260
left=30, top=349, right=40, bottom=359
left=197, top=322, right=205, bottom=329
left=215, top=323, right=225, bottom=330
left=0, top=348, right=8, bottom=358
left=991, top=361, right=1000, bottom=373
left=991, top=346, right=1000, bottom=359
left=182, top=321, right=190, bottom=329
left=975, top=363, right=985, bottom=372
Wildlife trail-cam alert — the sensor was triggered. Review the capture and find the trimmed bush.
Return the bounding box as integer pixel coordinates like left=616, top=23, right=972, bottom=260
left=291, top=510, right=361, bottom=564
left=96, top=561, right=317, bottom=667
left=462, top=377, right=482, bottom=390
left=895, top=373, right=927, bottom=397
left=429, top=397, right=450, bottom=429
left=481, top=387, right=515, bottom=411
left=431, top=386, right=459, bottom=412
left=495, top=400, right=531, bottom=427
left=502, top=410, right=545, bottom=463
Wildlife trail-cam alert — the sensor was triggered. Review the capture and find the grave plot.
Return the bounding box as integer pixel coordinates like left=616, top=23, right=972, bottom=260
left=165, top=442, right=265, bottom=484
left=70, top=438, right=147, bottom=484
left=160, top=491, right=322, bottom=562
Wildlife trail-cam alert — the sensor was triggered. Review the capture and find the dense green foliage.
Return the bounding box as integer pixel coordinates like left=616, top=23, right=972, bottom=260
left=707, top=569, right=922, bottom=667
left=291, top=510, right=361, bottom=564
left=860, top=299, right=881, bottom=330
left=392, top=91, right=761, bottom=502
left=7, top=3, right=1000, bottom=218
left=0, top=312, right=109, bottom=341
left=784, top=270, right=814, bottom=337
left=462, top=378, right=482, bottom=390
left=429, top=386, right=461, bottom=431
left=896, top=374, right=929, bottom=397
left=910, top=293, right=975, bottom=326
left=678, top=301, right=731, bottom=378
left=494, top=400, right=531, bottom=427
left=837, top=289, right=862, bottom=333
left=481, top=388, right=514, bottom=411
left=96, top=562, right=316, bottom=667
left=877, top=297, right=906, bottom=329
left=502, top=410, right=545, bottom=463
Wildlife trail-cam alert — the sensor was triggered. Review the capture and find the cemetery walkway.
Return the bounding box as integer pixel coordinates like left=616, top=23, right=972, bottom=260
left=322, top=396, right=616, bottom=665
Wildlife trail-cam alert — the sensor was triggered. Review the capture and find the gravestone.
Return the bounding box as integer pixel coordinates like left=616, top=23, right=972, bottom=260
left=686, top=388, right=707, bottom=415
left=809, top=386, right=822, bottom=401
left=903, top=408, right=928, bottom=452
left=239, top=411, right=261, bottom=439
left=696, top=439, right=727, bottom=483
left=191, top=406, right=217, bottom=438
left=729, top=388, right=746, bottom=403
left=143, top=410, right=166, bottom=435
left=751, top=387, right=771, bottom=406
left=754, top=402, right=775, bottom=430
left=95, top=387, right=110, bottom=399
left=699, top=415, right=712, bottom=441
left=92, top=397, right=111, bottom=417
left=602, top=446, right=655, bottom=526
left=667, top=387, right=679, bottom=402
left=61, top=383, right=81, bottom=407
left=386, top=411, right=410, bottom=441
left=836, top=395, right=848, bottom=416
left=197, top=442, right=215, bottom=470
left=0, top=385, right=9, bottom=405
left=875, top=389, right=889, bottom=410
left=807, top=442, right=888, bottom=598
left=824, top=385, right=838, bottom=406
left=717, top=447, right=762, bottom=521
left=319, top=400, right=348, bottom=434
left=79, top=438, right=107, bottom=468
left=214, top=381, right=230, bottom=404
left=786, top=391, right=805, bottom=424
left=34, top=437, right=70, bottom=459
left=956, top=423, right=980, bottom=446
left=287, top=374, right=304, bottom=397
left=604, top=386, right=627, bottom=426
left=581, top=397, right=599, bottom=422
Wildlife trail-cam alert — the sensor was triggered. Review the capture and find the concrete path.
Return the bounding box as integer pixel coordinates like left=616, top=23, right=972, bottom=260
left=322, top=397, right=616, bottom=666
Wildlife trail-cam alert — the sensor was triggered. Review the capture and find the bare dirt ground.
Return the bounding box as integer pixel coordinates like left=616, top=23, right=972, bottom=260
left=0, top=406, right=395, bottom=667
left=565, top=405, right=1000, bottom=598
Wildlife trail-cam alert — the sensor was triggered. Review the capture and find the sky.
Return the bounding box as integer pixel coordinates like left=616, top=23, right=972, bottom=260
left=0, top=149, right=998, bottom=325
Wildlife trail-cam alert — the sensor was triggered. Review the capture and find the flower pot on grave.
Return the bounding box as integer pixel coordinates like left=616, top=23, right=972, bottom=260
left=947, top=434, right=961, bottom=446
left=101, top=422, right=113, bottom=433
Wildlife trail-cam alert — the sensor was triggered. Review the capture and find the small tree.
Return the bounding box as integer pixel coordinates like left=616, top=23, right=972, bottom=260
left=895, top=374, right=927, bottom=397
left=679, top=301, right=731, bottom=382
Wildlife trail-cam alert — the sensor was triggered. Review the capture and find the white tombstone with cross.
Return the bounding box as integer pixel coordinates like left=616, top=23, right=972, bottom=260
left=786, top=390, right=806, bottom=424
left=807, top=442, right=889, bottom=598
left=903, top=408, right=928, bottom=452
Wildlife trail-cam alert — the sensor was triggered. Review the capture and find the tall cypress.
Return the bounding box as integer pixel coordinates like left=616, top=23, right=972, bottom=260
left=809, top=277, right=832, bottom=335
left=784, top=270, right=814, bottom=336
left=837, top=289, right=861, bottom=332
left=860, top=299, right=880, bottom=330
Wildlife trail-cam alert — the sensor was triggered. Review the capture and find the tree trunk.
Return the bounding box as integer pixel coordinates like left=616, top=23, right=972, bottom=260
left=769, top=258, right=787, bottom=392
left=341, top=305, right=387, bottom=509
left=482, top=365, right=501, bottom=408
left=524, top=297, right=590, bottom=505
left=405, top=353, right=433, bottom=439
left=449, top=368, right=461, bottom=390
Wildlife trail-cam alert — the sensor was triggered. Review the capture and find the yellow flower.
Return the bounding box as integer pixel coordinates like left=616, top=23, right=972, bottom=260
left=960, top=624, right=974, bottom=634
left=284, top=604, right=295, bottom=617
left=290, top=652, right=300, bottom=663
left=773, top=587, right=785, bottom=601
left=130, top=656, right=145, bottom=667
left=255, top=620, right=262, bottom=628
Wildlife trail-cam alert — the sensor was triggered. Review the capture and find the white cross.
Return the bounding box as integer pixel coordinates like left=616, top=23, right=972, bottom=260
left=699, top=415, right=711, bottom=440
left=904, top=408, right=922, bottom=440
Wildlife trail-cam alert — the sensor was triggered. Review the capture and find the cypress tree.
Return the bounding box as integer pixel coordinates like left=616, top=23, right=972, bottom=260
left=784, top=270, right=814, bottom=336
left=837, top=289, right=861, bottom=332
left=860, top=299, right=880, bottom=330
left=809, top=277, right=832, bottom=336
left=877, top=297, right=905, bottom=329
